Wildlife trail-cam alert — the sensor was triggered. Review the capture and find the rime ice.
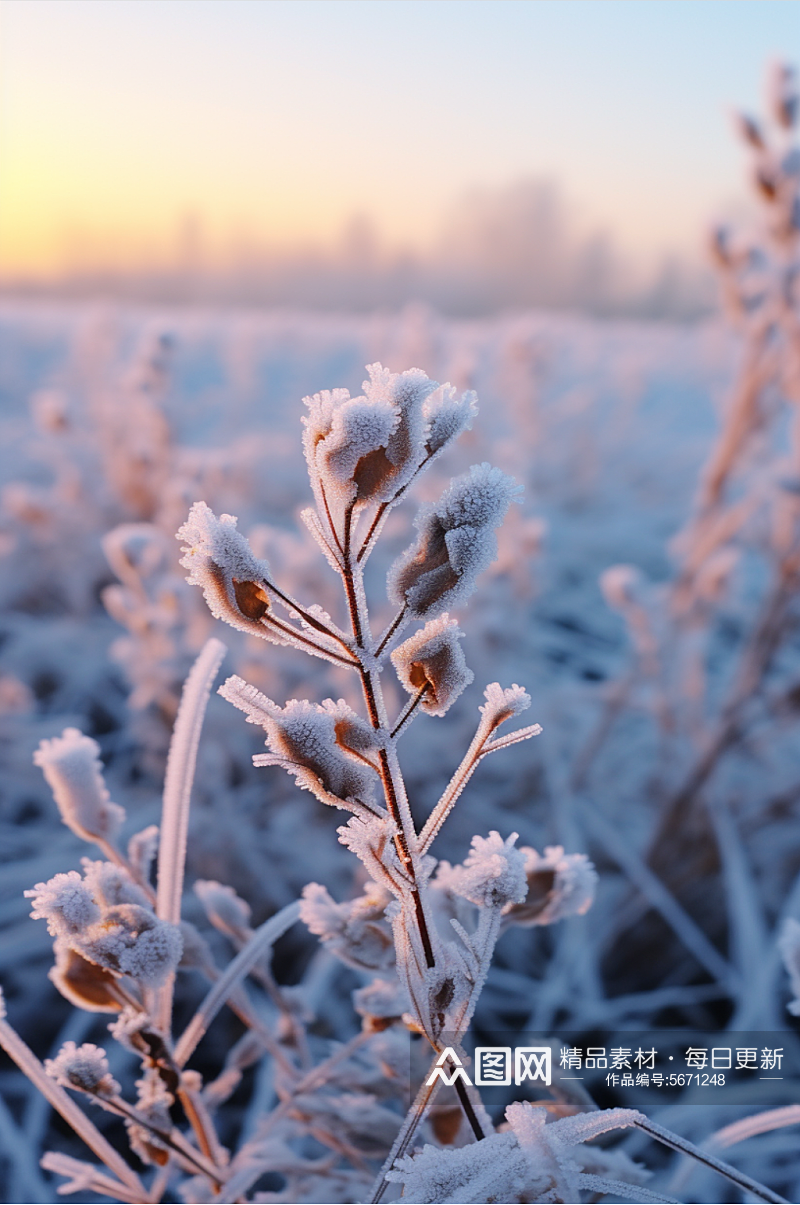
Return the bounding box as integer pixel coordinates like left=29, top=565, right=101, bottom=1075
left=391, top=614, right=473, bottom=716
left=33, top=729, right=125, bottom=845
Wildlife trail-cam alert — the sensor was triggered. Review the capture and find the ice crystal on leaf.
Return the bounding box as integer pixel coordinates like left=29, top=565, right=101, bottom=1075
left=422, top=382, right=478, bottom=455
left=506, top=845, right=598, bottom=926
left=220, top=676, right=381, bottom=814
left=27, top=863, right=182, bottom=990
left=194, top=879, right=253, bottom=942
left=438, top=831, right=527, bottom=910
left=33, top=728, right=125, bottom=845
left=45, top=1042, right=120, bottom=1097
left=302, top=364, right=445, bottom=519
left=388, top=463, right=521, bottom=618
left=177, top=501, right=273, bottom=635
left=480, top=681, right=531, bottom=726
left=26, top=872, right=100, bottom=937
left=390, top=1103, right=642, bottom=1205
left=391, top=614, right=473, bottom=716
left=300, top=881, right=395, bottom=971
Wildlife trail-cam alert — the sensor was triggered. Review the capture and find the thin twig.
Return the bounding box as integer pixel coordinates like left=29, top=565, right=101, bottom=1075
left=634, top=1114, right=787, bottom=1204
left=174, top=901, right=301, bottom=1067
left=390, top=682, right=429, bottom=738
left=0, top=1016, right=145, bottom=1197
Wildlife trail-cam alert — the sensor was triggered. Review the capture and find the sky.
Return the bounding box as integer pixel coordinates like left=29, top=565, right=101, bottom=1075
left=0, top=0, right=798, bottom=290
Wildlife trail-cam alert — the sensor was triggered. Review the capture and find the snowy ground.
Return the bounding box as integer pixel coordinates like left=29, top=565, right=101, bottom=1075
left=1, top=299, right=798, bottom=1203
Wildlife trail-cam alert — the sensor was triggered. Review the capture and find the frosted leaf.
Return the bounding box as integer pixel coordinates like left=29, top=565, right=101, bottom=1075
left=45, top=1042, right=120, bottom=1097
left=388, top=1132, right=536, bottom=1204
left=25, top=872, right=100, bottom=937
left=480, top=681, right=531, bottom=727
left=361, top=363, right=437, bottom=496
left=220, top=676, right=380, bottom=813
left=506, top=845, right=598, bottom=926
left=337, top=814, right=403, bottom=883
left=510, top=1103, right=642, bottom=1149
left=77, top=904, right=183, bottom=987
left=107, top=1006, right=152, bottom=1051
left=300, top=882, right=395, bottom=971
left=33, top=728, right=125, bottom=844
left=80, top=859, right=151, bottom=910
left=195, top=879, right=253, bottom=941
left=303, top=365, right=441, bottom=520
left=388, top=463, right=520, bottom=618
left=352, top=976, right=407, bottom=1025
left=318, top=395, right=399, bottom=498
left=302, top=386, right=351, bottom=475
left=423, top=383, right=478, bottom=455
left=177, top=501, right=273, bottom=636
left=779, top=917, right=800, bottom=1015
left=391, top=614, right=473, bottom=716
left=438, top=831, right=527, bottom=909
left=49, top=942, right=123, bottom=1013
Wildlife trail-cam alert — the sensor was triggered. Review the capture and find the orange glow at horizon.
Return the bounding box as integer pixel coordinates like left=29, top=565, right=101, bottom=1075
left=1, top=0, right=798, bottom=283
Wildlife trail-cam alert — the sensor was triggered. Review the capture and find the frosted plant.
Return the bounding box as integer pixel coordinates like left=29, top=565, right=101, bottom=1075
left=177, top=366, right=550, bottom=1163
left=572, top=65, right=800, bottom=931
left=2, top=356, right=791, bottom=1205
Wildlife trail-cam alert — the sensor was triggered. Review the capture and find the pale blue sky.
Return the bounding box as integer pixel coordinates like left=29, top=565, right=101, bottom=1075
left=1, top=0, right=798, bottom=275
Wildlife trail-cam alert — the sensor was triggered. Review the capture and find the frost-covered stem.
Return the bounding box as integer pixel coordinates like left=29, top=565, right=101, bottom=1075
left=319, top=479, right=344, bottom=559
left=0, top=1016, right=146, bottom=1197
left=652, top=547, right=800, bottom=860
left=174, top=901, right=301, bottom=1067
left=356, top=452, right=436, bottom=566
left=265, top=579, right=356, bottom=663
left=369, top=1051, right=443, bottom=1204
left=633, top=1114, right=786, bottom=1203
left=104, top=1097, right=222, bottom=1185
left=340, top=509, right=436, bottom=968
left=155, top=638, right=227, bottom=1035
left=452, top=1077, right=486, bottom=1141
left=176, top=1083, right=225, bottom=1170
left=375, top=605, right=408, bottom=659
left=390, top=683, right=429, bottom=739
left=267, top=611, right=358, bottom=668
left=146, top=1162, right=171, bottom=1204
left=40, top=1155, right=144, bottom=1205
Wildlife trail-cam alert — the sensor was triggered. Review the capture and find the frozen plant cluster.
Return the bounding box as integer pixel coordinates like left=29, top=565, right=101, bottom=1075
left=2, top=360, right=650, bottom=1205
left=2, top=62, right=800, bottom=1205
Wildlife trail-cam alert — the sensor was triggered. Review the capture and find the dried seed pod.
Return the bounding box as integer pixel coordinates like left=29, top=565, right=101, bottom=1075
left=388, top=463, right=520, bottom=619
left=49, top=943, right=124, bottom=1013
left=177, top=502, right=273, bottom=636
left=391, top=614, right=473, bottom=716
left=504, top=846, right=597, bottom=926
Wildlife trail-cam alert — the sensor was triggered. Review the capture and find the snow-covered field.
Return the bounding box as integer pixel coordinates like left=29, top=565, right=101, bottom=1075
left=1, top=298, right=799, bottom=1203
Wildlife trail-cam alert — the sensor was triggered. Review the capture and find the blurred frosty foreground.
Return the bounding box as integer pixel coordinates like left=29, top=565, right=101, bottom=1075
left=1, top=64, right=800, bottom=1205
